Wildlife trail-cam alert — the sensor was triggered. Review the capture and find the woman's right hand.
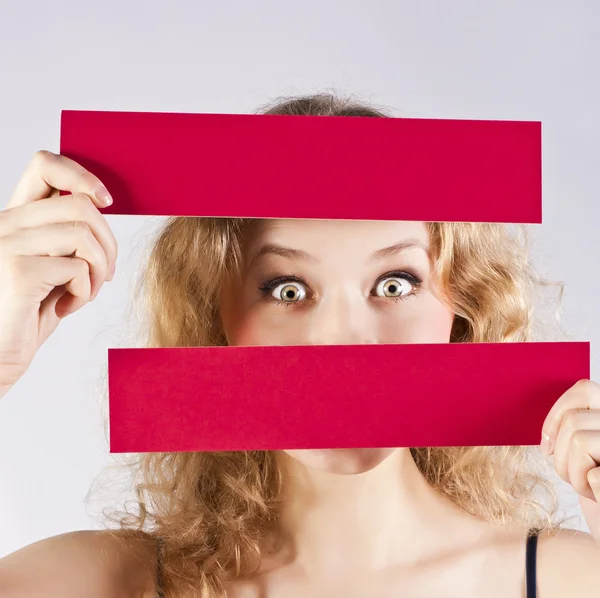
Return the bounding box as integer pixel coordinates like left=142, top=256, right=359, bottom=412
left=0, top=150, right=118, bottom=398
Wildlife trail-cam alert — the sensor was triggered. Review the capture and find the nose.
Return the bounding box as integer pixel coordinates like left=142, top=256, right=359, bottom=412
left=306, top=290, right=377, bottom=345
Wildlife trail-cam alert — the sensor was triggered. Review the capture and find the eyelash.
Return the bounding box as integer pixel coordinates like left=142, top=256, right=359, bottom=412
left=258, top=270, right=423, bottom=306
left=258, top=275, right=308, bottom=308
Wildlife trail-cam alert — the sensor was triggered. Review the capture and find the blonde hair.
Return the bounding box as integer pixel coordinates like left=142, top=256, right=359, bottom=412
left=104, top=92, right=566, bottom=598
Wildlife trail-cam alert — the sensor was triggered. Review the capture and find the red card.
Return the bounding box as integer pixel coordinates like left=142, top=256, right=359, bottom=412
left=108, top=342, right=589, bottom=453
left=60, top=111, right=542, bottom=223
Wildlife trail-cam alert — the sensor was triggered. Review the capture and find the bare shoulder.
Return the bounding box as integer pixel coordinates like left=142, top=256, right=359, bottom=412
left=537, top=528, right=600, bottom=597
left=0, top=529, right=159, bottom=598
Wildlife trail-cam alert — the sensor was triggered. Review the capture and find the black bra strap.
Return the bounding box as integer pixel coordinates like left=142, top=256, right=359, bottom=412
left=525, top=530, right=539, bottom=598
left=155, top=530, right=539, bottom=597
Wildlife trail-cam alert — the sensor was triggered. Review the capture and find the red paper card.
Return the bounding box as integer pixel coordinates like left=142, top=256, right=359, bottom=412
left=108, top=342, right=589, bottom=453
left=60, top=111, right=542, bottom=223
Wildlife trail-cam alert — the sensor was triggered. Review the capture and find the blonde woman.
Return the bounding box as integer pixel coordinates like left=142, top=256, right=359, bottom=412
left=0, top=94, right=599, bottom=598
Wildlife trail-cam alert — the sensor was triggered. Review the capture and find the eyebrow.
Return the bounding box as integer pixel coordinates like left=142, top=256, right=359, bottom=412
left=249, top=239, right=429, bottom=268
left=368, top=241, right=430, bottom=261
left=249, top=244, right=318, bottom=268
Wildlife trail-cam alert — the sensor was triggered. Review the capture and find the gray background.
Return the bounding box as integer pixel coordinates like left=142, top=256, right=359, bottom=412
left=0, top=0, right=598, bottom=557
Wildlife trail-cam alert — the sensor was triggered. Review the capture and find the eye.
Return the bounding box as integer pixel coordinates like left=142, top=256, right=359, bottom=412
left=373, top=275, right=414, bottom=299
left=271, top=281, right=307, bottom=303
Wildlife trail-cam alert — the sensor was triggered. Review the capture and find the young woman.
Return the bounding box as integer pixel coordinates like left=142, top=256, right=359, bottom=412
left=0, top=93, right=599, bottom=598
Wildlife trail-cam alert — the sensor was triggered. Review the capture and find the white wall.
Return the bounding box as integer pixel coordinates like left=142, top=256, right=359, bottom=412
left=0, top=0, right=598, bottom=557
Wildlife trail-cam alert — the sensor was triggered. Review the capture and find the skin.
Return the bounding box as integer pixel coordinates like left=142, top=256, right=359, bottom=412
left=220, top=217, right=454, bottom=474
left=0, top=152, right=599, bottom=598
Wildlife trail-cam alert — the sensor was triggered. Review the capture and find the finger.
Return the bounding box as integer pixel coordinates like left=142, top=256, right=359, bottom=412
left=589, top=467, right=600, bottom=502
left=541, top=379, right=600, bottom=455
left=37, top=285, right=69, bottom=339
left=38, top=266, right=91, bottom=330
left=0, top=193, right=118, bottom=281
left=553, top=408, right=600, bottom=481
left=6, top=255, right=91, bottom=310
left=1, top=222, right=108, bottom=300
left=567, top=429, right=600, bottom=502
left=7, top=150, right=113, bottom=210
left=56, top=258, right=92, bottom=318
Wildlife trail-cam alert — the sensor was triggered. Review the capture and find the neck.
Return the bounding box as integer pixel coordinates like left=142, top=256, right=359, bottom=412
left=273, top=448, right=484, bottom=576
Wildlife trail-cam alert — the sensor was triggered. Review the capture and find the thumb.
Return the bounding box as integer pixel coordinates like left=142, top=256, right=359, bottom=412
left=580, top=494, right=600, bottom=543
left=38, top=286, right=67, bottom=340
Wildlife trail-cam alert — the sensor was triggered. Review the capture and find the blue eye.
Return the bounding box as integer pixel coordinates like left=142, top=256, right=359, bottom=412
left=271, top=282, right=307, bottom=303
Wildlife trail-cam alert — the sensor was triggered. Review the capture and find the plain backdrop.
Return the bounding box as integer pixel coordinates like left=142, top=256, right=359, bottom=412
left=0, top=0, right=599, bottom=557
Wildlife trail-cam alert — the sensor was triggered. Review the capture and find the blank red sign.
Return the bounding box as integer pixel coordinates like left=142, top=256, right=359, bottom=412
left=108, top=342, right=589, bottom=453
left=60, top=111, right=542, bottom=223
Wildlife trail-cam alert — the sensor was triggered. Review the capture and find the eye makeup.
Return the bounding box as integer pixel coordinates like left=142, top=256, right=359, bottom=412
left=258, top=274, right=312, bottom=307
left=257, top=268, right=424, bottom=306
left=258, top=274, right=308, bottom=293
left=371, top=269, right=423, bottom=303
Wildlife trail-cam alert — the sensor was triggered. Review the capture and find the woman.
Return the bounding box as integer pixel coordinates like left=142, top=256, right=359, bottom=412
left=0, top=93, right=599, bottom=598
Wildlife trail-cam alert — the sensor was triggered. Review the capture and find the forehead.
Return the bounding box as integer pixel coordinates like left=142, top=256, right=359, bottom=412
left=245, top=219, right=430, bottom=249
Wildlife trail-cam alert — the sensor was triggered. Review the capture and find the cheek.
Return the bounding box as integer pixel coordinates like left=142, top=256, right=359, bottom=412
left=228, top=313, right=278, bottom=346
left=222, top=290, right=455, bottom=346
left=379, top=297, right=454, bottom=344
left=223, top=304, right=311, bottom=346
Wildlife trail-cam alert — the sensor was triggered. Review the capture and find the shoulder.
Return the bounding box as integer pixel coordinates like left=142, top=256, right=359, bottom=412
left=537, top=528, right=600, bottom=597
left=0, top=529, right=159, bottom=598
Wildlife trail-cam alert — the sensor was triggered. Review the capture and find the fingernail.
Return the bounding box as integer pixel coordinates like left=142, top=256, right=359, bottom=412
left=540, top=432, right=553, bottom=456
left=94, top=185, right=113, bottom=206
left=108, top=262, right=116, bottom=281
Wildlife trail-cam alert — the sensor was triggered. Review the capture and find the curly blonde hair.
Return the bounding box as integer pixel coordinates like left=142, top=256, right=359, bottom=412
left=101, top=92, right=567, bottom=598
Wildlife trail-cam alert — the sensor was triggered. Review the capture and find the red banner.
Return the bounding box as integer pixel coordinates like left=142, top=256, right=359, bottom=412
left=60, top=111, right=542, bottom=223
left=108, top=342, right=589, bottom=453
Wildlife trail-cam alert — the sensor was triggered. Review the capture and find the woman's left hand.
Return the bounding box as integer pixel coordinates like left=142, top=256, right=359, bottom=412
left=541, top=378, right=600, bottom=540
